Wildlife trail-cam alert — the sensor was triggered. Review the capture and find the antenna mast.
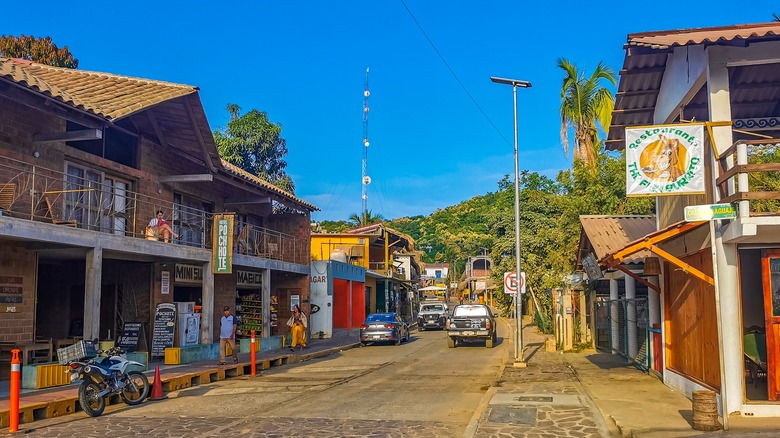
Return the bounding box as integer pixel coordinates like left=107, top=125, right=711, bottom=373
left=362, top=68, right=371, bottom=218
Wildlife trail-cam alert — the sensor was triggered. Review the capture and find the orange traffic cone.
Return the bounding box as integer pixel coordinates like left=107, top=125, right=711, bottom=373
left=149, top=365, right=167, bottom=401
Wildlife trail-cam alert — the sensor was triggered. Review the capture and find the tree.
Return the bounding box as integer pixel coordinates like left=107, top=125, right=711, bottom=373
left=0, top=35, right=78, bottom=68
left=214, top=104, right=295, bottom=193
left=558, top=58, right=616, bottom=170
left=347, top=210, right=385, bottom=227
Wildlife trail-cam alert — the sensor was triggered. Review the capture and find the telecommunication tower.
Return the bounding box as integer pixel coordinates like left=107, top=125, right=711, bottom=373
left=361, top=68, right=371, bottom=217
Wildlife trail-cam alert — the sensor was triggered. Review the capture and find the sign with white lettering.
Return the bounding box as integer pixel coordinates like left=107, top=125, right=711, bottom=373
left=212, top=214, right=234, bottom=274
left=151, top=303, right=176, bottom=358
left=684, top=204, right=737, bottom=221
left=0, top=276, right=23, bottom=306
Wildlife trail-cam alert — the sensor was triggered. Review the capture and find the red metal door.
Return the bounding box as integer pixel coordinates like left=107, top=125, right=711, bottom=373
left=761, top=249, right=780, bottom=400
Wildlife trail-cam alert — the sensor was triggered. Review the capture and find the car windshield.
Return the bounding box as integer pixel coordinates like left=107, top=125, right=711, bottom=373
left=421, top=304, right=444, bottom=312
left=365, top=313, right=393, bottom=322
left=453, top=306, right=489, bottom=317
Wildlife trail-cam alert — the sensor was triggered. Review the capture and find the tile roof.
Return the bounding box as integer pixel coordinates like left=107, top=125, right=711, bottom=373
left=579, top=215, right=657, bottom=265
left=626, top=22, right=780, bottom=50
left=0, top=58, right=198, bottom=121
left=219, top=159, right=318, bottom=211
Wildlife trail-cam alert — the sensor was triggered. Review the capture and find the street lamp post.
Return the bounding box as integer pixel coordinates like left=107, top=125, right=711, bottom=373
left=490, top=76, right=531, bottom=367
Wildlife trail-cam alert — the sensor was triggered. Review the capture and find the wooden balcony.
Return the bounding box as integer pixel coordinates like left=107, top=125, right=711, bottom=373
left=717, top=139, right=780, bottom=218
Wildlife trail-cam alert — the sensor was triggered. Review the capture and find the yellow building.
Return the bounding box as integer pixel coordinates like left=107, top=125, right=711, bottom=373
left=311, top=223, right=419, bottom=317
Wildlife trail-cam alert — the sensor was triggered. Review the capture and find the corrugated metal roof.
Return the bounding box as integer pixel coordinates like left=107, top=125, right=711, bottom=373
left=607, top=22, right=780, bottom=151
left=0, top=58, right=198, bottom=121
left=579, top=215, right=657, bottom=264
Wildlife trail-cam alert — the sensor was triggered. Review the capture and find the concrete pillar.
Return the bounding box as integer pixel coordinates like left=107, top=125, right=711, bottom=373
left=610, top=276, right=619, bottom=354
left=579, top=291, right=588, bottom=344
left=717, top=233, right=742, bottom=415
left=83, top=247, right=103, bottom=340
left=200, top=260, right=214, bottom=344
left=625, top=273, right=637, bottom=359
left=648, top=276, right=661, bottom=326
left=708, top=47, right=741, bottom=415
left=262, top=268, right=271, bottom=338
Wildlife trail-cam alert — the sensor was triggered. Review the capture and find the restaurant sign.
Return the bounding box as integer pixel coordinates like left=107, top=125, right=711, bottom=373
left=626, top=124, right=705, bottom=196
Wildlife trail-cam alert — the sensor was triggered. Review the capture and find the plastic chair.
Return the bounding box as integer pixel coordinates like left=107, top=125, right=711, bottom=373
left=744, top=332, right=767, bottom=388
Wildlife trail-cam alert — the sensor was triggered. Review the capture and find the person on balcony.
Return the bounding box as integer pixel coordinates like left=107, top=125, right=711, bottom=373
left=147, top=210, right=179, bottom=242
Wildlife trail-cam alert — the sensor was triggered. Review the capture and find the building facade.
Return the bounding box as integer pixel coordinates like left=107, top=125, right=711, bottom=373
left=0, top=59, right=315, bottom=368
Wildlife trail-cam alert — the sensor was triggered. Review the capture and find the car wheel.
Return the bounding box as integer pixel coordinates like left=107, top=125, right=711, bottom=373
left=486, top=337, right=494, bottom=348
left=447, top=337, right=456, bottom=348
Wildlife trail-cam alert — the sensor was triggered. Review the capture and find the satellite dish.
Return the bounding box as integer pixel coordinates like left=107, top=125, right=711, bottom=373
left=362, top=176, right=372, bottom=185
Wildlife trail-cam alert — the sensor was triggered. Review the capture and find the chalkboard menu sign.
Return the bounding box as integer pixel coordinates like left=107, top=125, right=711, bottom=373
left=117, top=322, right=145, bottom=352
left=152, top=303, right=176, bottom=357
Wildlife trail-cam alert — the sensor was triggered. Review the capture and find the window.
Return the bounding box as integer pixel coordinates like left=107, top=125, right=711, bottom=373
left=65, top=121, right=138, bottom=168
left=174, top=193, right=213, bottom=248
left=64, top=163, right=132, bottom=234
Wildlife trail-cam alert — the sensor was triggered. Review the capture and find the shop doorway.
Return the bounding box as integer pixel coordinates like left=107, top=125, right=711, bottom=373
left=173, top=286, right=202, bottom=303
left=741, top=249, right=769, bottom=402
left=760, top=249, right=780, bottom=401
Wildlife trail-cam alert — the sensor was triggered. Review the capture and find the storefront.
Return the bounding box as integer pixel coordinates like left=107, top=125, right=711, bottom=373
left=310, top=260, right=366, bottom=338
left=234, top=269, right=274, bottom=338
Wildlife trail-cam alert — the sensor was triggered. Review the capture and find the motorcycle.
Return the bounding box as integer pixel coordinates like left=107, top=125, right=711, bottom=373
left=66, top=343, right=150, bottom=417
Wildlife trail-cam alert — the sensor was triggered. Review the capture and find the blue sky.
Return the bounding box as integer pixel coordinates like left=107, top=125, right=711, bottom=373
left=5, top=1, right=778, bottom=221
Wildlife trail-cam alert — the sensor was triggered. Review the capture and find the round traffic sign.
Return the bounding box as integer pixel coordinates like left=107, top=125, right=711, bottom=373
left=504, top=272, right=517, bottom=292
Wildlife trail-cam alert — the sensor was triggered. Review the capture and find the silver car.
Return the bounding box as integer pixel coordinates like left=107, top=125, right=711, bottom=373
left=359, top=312, right=410, bottom=345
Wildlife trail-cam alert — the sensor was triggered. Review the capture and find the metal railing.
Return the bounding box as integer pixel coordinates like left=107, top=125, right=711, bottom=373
left=235, top=223, right=309, bottom=264
left=0, top=155, right=307, bottom=264
left=716, top=138, right=780, bottom=217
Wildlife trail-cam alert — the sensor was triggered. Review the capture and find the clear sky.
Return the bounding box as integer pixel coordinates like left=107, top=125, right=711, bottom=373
left=5, top=1, right=778, bottom=221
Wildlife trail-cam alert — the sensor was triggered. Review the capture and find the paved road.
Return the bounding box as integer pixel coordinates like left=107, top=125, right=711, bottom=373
left=20, top=324, right=507, bottom=437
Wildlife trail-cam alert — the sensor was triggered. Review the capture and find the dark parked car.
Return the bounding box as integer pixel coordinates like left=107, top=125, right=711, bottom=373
left=359, top=312, right=410, bottom=345
left=417, top=301, right=448, bottom=331
left=446, top=304, right=496, bottom=348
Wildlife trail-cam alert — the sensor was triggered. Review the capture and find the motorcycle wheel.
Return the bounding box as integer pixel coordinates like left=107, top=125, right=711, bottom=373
left=120, top=371, right=150, bottom=405
left=79, top=381, right=105, bottom=417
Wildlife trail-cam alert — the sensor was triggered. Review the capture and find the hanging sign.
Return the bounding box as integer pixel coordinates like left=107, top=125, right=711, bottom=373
left=212, top=214, right=234, bottom=274
left=625, top=124, right=705, bottom=196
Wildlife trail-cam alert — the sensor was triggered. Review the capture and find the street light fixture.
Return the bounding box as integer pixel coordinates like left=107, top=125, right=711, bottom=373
left=490, top=75, right=531, bottom=367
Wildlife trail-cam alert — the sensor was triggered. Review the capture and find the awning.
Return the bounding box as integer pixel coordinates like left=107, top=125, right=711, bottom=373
left=419, top=286, right=447, bottom=291
left=599, top=220, right=713, bottom=285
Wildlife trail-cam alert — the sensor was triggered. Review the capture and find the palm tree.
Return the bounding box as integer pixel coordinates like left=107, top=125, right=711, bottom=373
left=558, top=58, right=617, bottom=169
left=347, top=210, right=385, bottom=227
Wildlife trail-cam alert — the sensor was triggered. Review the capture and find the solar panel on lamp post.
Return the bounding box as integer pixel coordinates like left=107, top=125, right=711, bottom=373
left=490, top=76, right=531, bottom=367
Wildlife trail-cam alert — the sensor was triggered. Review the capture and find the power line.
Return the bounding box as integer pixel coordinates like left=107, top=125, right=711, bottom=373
left=399, top=0, right=512, bottom=147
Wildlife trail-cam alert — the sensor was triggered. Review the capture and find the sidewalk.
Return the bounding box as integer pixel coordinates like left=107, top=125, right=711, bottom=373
left=471, top=318, right=780, bottom=437
left=0, top=329, right=360, bottom=428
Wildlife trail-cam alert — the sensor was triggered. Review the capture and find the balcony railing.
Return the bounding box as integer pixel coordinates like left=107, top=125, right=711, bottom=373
left=0, top=155, right=307, bottom=264
left=716, top=139, right=780, bottom=218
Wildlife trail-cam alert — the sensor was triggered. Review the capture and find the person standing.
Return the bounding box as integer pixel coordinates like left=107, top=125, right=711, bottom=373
left=287, top=305, right=307, bottom=351
left=219, top=305, right=238, bottom=364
